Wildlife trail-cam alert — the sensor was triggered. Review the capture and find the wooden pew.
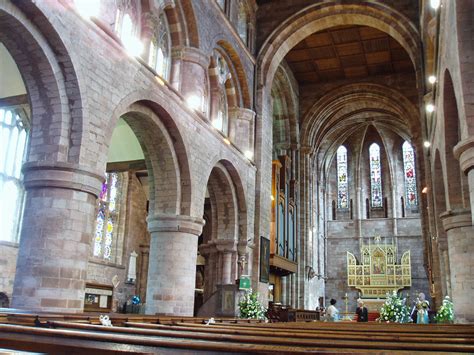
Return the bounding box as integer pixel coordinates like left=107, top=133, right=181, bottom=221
left=47, top=320, right=474, bottom=353
left=0, top=323, right=387, bottom=354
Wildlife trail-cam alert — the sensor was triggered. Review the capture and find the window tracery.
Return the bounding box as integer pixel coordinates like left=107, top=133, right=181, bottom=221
left=369, top=143, right=383, bottom=208
left=0, top=108, right=29, bottom=243
left=336, top=145, right=348, bottom=209
left=93, top=172, right=125, bottom=261
left=402, top=141, right=418, bottom=207
left=148, top=12, right=171, bottom=80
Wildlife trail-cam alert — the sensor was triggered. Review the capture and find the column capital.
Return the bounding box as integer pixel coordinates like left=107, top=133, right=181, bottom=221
left=228, top=107, right=256, bottom=121
left=172, top=46, right=209, bottom=68
left=453, top=137, right=474, bottom=174
left=440, top=208, right=472, bottom=232
left=215, top=239, right=237, bottom=253
left=147, top=214, right=205, bottom=236
left=22, top=161, right=104, bottom=197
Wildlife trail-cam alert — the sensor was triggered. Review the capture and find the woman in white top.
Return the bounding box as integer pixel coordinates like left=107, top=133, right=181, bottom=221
left=326, top=298, right=339, bottom=321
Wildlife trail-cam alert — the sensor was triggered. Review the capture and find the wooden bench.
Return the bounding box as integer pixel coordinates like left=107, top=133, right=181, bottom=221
left=46, top=320, right=474, bottom=352
left=2, top=310, right=474, bottom=353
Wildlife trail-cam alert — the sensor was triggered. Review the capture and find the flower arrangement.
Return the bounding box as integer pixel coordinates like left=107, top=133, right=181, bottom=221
left=434, top=296, right=454, bottom=323
left=378, top=290, right=412, bottom=323
left=238, top=289, right=267, bottom=320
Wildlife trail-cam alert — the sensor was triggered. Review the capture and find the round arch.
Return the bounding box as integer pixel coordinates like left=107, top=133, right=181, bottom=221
left=0, top=1, right=83, bottom=164
left=257, top=2, right=421, bottom=90
left=106, top=95, right=192, bottom=216
left=442, top=69, right=467, bottom=210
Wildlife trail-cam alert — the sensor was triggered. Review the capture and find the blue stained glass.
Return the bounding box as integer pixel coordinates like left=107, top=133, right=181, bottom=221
left=369, top=143, right=383, bottom=208
left=93, top=172, right=121, bottom=260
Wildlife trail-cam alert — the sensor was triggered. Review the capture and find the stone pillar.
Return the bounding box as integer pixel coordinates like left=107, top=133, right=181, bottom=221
left=199, top=243, right=218, bottom=302
left=440, top=209, right=474, bottom=323
left=146, top=214, right=204, bottom=316
left=137, top=244, right=150, bottom=303
left=454, top=137, right=474, bottom=224
left=12, top=162, right=102, bottom=312
left=216, top=240, right=237, bottom=285
left=228, top=107, right=255, bottom=154
left=172, top=46, right=209, bottom=114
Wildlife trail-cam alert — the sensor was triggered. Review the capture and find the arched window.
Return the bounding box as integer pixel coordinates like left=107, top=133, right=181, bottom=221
left=237, top=2, right=248, bottom=45
left=0, top=108, right=29, bottom=242
left=211, top=52, right=230, bottom=135
left=116, top=12, right=134, bottom=42
left=148, top=12, right=171, bottom=80
left=115, top=7, right=142, bottom=56
left=369, top=143, right=383, bottom=208
left=402, top=141, right=418, bottom=207
left=93, top=172, right=125, bottom=261
left=336, top=145, right=348, bottom=209
left=216, top=0, right=226, bottom=11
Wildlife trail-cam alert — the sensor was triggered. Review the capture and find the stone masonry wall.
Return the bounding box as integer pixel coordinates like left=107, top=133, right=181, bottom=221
left=0, top=242, right=18, bottom=303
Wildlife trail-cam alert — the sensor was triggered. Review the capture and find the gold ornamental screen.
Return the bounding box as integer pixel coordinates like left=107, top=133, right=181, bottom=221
left=347, top=236, right=411, bottom=298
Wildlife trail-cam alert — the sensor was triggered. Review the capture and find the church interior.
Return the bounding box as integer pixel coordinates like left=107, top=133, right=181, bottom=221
left=1, top=0, right=474, bottom=350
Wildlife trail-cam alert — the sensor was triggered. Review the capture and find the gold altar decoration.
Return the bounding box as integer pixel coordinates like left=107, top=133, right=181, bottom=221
left=347, top=236, right=411, bottom=298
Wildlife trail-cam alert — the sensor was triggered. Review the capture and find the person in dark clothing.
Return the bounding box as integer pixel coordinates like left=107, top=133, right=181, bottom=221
left=356, top=299, right=368, bottom=322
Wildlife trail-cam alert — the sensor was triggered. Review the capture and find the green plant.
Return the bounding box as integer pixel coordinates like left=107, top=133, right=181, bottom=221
left=434, top=296, right=454, bottom=323
left=378, top=290, right=412, bottom=323
left=238, top=289, right=267, bottom=320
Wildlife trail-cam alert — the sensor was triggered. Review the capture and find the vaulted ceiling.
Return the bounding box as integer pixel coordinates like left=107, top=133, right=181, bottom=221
left=285, top=25, right=413, bottom=84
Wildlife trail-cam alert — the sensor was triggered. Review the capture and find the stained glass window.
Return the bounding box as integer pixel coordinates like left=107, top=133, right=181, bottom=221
left=369, top=143, right=383, bottom=208
left=336, top=145, right=348, bottom=209
left=148, top=12, right=171, bottom=80
left=237, top=2, right=248, bottom=45
left=0, top=108, right=29, bottom=242
left=402, top=141, right=418, bottom=207
left=93, top=172, right=122, bottom=260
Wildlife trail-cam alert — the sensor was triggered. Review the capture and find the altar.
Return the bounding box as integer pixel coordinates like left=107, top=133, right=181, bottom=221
left=347, top=236, right=411, bottom=303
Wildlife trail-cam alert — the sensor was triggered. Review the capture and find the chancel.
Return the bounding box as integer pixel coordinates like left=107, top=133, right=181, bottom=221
left=1, top=0, right=474, bottom=352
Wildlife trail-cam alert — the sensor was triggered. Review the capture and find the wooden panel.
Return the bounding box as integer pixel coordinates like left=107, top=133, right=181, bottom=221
left=315, top=58, right=340, bottom=70
left=344, top=66, right=369, bottom=78
left=339, top=54, right=366, bottom=67
left=336, top=42, right=363, bottom=56
left=290, top=61, right=314, bottom=73
left=285, top=49, right=311, bottom=62
left=305, top=32, right=332, bottom=47
left=363, top=38, right=390, bottom=53
left=365, top=51, right=391, bottom=64
left=330, top=28, right=360, bottom=44
left=309, top=46, right=335, bottom=59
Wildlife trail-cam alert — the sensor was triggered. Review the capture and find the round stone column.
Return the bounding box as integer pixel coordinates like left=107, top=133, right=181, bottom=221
left=454, top=137, right=474, bottom=224
left=146, top=214, right=204, bottom=316
left=440, top=209, right=474, bottom=323
left=12, top=162, right=103, bottom=312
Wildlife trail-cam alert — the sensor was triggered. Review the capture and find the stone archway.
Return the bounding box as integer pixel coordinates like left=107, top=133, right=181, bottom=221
left=108, top=99, right=200, bottom=316
left=198, top=160, right=249, bottom=316
left=443, top=70, right=469, bottom=210
left=2, top=2, right=102, bottom=313
left=257, top=2, right=421, bottom=91
left=432, top=150, right=449, bottom=304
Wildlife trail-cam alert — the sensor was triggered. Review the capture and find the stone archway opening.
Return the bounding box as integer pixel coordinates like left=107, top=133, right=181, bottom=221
left=196, top=161, right=248, bottom=317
